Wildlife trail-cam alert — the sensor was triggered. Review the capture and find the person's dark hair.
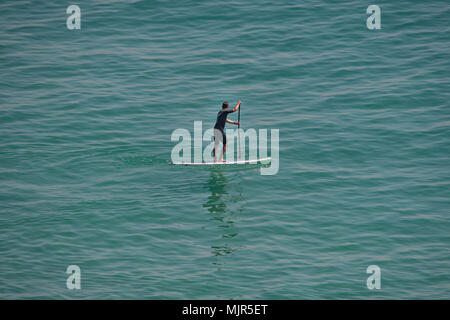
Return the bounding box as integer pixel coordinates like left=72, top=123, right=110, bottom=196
left=222, top=101, right=229, bottom=109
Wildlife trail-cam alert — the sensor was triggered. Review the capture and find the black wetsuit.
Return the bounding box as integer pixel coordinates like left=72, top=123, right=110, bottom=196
left=214, top=108, right=235, bottom=145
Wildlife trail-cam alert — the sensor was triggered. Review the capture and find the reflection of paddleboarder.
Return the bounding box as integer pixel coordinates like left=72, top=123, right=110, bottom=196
left=203, top=168, right=228, bottom=215
left=213, top=100, right=241, bottom=162
left=202, top=168, right=240, bottom=258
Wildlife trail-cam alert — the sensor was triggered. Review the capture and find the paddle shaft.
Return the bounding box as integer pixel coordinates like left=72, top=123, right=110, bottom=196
left=238, top=103, right=241, bottom=159
left=238, top=105, right=240, bottom=128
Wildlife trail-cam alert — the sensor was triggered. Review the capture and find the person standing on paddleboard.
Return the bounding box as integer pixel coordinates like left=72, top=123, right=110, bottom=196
left=213, top=100, right=241, bottom=162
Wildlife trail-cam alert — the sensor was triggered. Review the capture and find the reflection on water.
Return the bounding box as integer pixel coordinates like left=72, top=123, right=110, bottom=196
left=203, top=168, right=228, bottom=215
left=203, top=167, right=242, bottom=259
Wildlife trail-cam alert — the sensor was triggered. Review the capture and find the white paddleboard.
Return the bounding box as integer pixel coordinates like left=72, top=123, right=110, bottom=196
left=173, top=157, right=271, bottom=166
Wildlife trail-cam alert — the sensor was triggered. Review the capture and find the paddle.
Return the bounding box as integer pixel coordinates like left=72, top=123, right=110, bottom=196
left=238, top=102, right=241, bottom=159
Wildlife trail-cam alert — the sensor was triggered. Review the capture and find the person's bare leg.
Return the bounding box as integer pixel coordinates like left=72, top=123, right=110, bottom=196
left=214, top=144, right=218, bottom=162
left=219, top=143, right=227, bottom=162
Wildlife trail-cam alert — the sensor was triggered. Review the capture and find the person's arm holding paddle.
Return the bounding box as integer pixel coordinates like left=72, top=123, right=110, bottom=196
left=226, top=119, right=239, bottom=125
left=231, top=100, right=241, bottom=113
left=226, top=100, right=241, bottom=126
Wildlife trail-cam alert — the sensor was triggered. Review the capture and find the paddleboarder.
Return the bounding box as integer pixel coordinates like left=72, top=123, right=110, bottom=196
left=213, top=100, right=241, bottom=162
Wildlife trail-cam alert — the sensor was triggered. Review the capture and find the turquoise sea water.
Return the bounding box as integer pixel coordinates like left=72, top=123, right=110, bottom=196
left=1, top=1, right=449, bottom=299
